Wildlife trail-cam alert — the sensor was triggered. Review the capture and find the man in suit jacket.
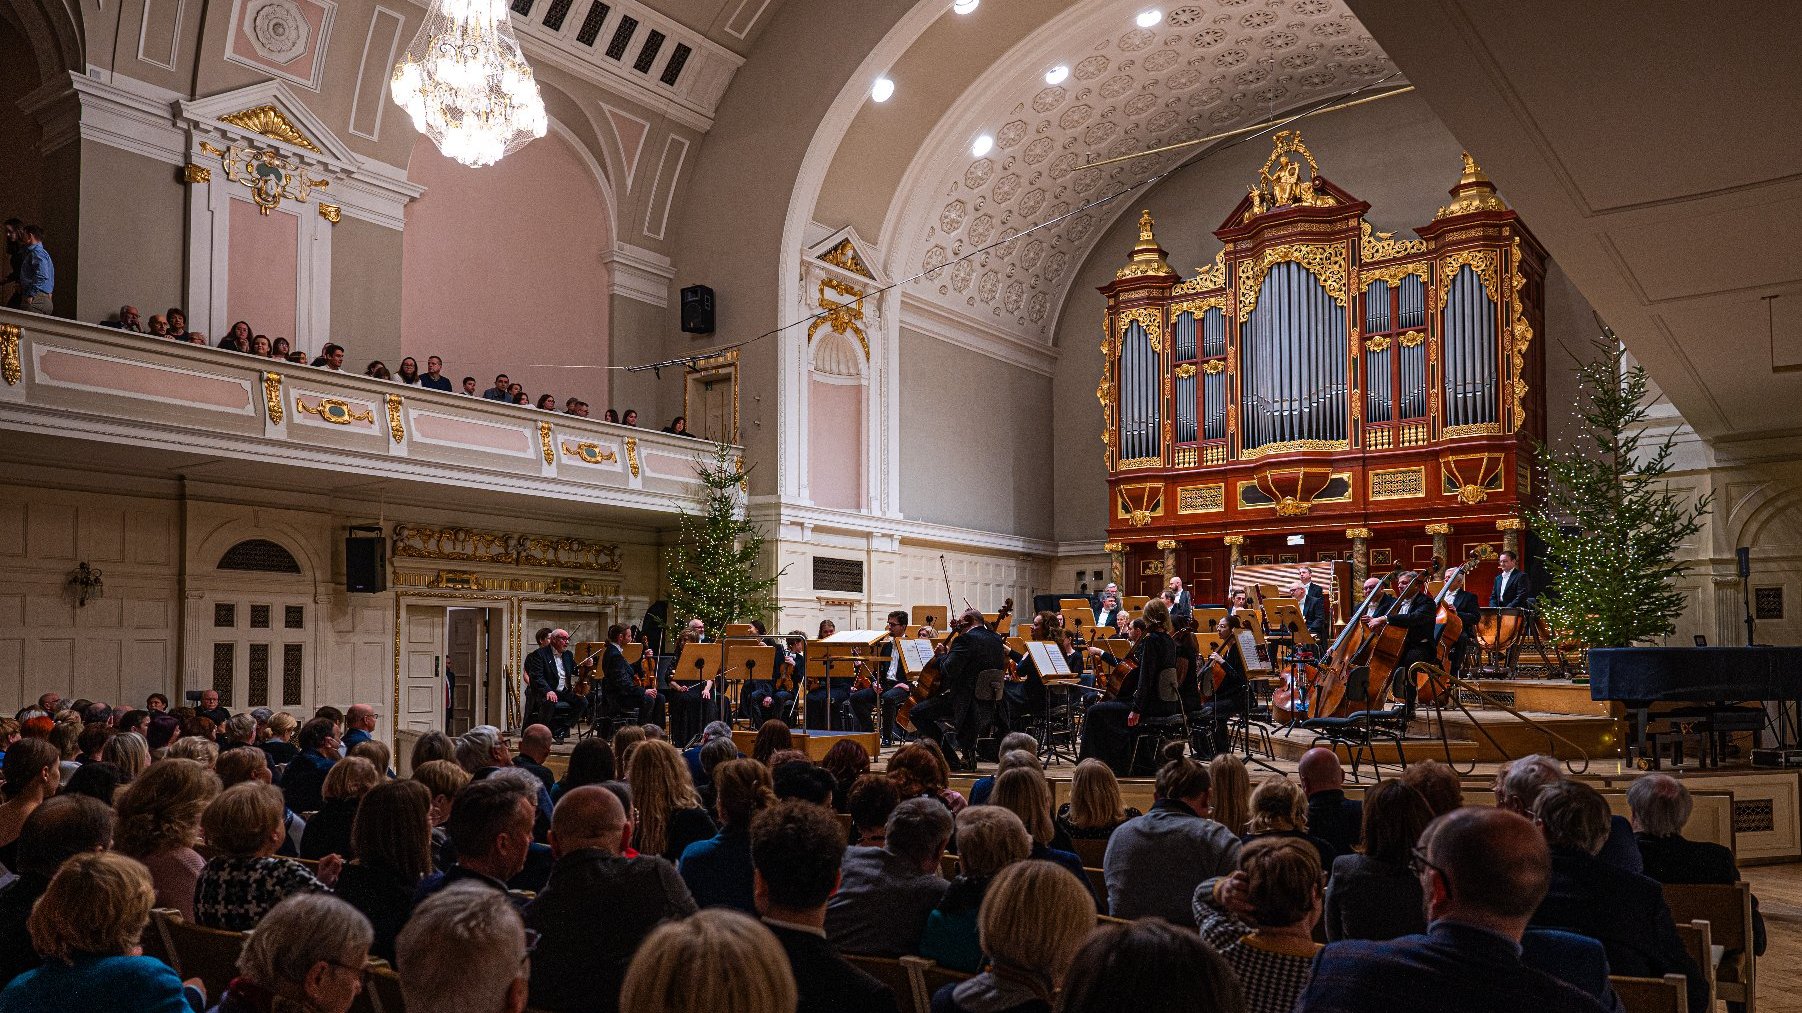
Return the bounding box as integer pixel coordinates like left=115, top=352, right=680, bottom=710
left=920, top=610, right=1009, bottom=770
left=754, top=799, right=901, bottom=1013
left=1364, top=571, right=1438, bottom=712
left=525, top=628, right=578, bottom=741
left=826, top=799, right=952, bottom=957
left=1299, top=747, right=1363, bottom=858
left=595, top=624, right=658, bottom=727
left=1297, top=566, right=1332, bottom=647
left=1295, top=807, right=1611, bottom=1013
left=1491, top=550, right=1532, bottom=608
left=1528, top=781, right=1707, bottom=1013
left=1094, top=592, right=1124, bottom=631
left=1165, top=577, right=1194, bottom=626
left=1629, top=774, right=1767, bottom=955
left=850, top=612, right=917, bottom=745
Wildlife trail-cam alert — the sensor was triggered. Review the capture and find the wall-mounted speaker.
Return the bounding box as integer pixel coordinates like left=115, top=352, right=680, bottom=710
left=346, top=527, right=387, bottom=593
left=681, top=285, right=715, bottom=334
left=1737, top=546, right=1751, bottom=579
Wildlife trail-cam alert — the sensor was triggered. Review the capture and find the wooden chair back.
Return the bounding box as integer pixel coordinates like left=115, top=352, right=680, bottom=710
left=1663, top=881, right=1754, bottom=1009
left=1070, top=838, right=1108, bottom=868
left=1609, top=973, right=1690, bottom=1013
left=151, top=908, right=249, bottom=999
left=905, top=954, right=974, bottom=1004
left=843, top=954, right=922, bottom=1013
left=1672, top=920, right=1713, bottom=1012
left=1084, top=867, right=1109, bottom=914
left=940, top=853, right=959, bottom=879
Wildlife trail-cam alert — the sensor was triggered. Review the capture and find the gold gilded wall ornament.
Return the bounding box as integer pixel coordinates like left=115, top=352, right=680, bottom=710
left=1369, top=466, right=1426, bottom=500
left=1155, top=539, right=1180, bottom=551
left=806, top=278, right=870, bottom=358
left=538, top=421, right=554, bottom=464
left=198, top=140, right=329, bottom=215
left=1175, top=250, right=1228, bottom=294
left=1237, top=241, right=1349, bottom=315
left=1509, top=238, right=1533, bottom=430
left=183, top=163, right=212, bottom=184
left=261, top=372, right=283, bottom=424
left=625, top=437, right=640, bottom=477
left=519, top=536, right=624, bottom=572
left=563, top=441, right=617, bottom=465
left=393, top=524, right=518, bottom=564
left=1177, top=484, right=1226, bottom=514
left=1425, top=522, right=1453, bottom=536
left=1103, top=541, right=1125, bottom=554
left=1362, top=261, right=1429, bottom=289
left=318, top=203, right=341, bottom=223
left=0, top=324, right=20, bottom=386
left=218, top=105, right=324, bottom=152
left=386, top=393, right=405, bottom=443
left=295, top=396, right=373, bottom=425
left=818, top=238, right=875, bottom=279
left=1344, top=528, right=1372, bottom=540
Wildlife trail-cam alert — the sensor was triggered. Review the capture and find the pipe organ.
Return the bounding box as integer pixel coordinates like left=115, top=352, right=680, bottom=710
left=1099, top=133, right=1546, bottom=602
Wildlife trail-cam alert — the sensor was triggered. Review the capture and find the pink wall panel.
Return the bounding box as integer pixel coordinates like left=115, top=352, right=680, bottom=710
left=808, top=378, right=862, bottom=511
left=227, top=200, right=300, bottom=345
left=401, top=133, right=611, bottom=407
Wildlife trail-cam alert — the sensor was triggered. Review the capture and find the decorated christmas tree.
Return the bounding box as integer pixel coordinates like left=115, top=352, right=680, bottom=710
left=665, top=442, right=781, bottom=636
left=1529, top=331, right=1711, bottom=648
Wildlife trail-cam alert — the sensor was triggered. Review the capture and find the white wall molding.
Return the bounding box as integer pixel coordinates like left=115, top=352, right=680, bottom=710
left=900, top=291, right=1059, bottom=376
left=20, top=70, right=188, bottom=163
left=601, top=242, right=676, bottom=307
left=752, top=498, right=1060, bottom=558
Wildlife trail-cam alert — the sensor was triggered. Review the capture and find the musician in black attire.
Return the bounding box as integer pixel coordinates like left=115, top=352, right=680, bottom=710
left=596, top=623, right=660, bottom=728
left=1364, top=571, right=1438, bottom=715
left=1298, top=566, right=1332, bottom=647
left=1002, top=612, right=1060, bottom=733
left=803, top=633, right=858, bottom=731
left=1490, top=549, right=1532, bottom=608
left=665, top=618, right=714, bottom=743
left=1079, top=599, right=1180, bottom=775
left=1441, top=567, right=1482, bottom=678
left=1196, top=615, right=1249, bottom=757
left=908, top=609, right=1007, bottom=771
left=851, top=612, right=917, bottom=743
left=741, top=621, right=795, bottom=726
left=526, top=628, right=579, bottom=741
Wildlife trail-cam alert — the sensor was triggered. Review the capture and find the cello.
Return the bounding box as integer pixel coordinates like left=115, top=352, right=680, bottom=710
left=1414, top=551, right=1486, bottom=704
left=1306, top=569, right=1404, bottom=719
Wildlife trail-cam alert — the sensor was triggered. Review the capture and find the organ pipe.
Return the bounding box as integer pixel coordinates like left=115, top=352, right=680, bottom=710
left=1238, top=261, right=1347, bottom=453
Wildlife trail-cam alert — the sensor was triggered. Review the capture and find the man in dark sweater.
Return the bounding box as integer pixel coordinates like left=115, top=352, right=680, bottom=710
left=0, top=796, right=114, bottom=986
left=1299, top=747, right=1363, bottom=859
left=752, top=800, right=899, bottom=1013
left=525, top=786, right=696, bottom=1013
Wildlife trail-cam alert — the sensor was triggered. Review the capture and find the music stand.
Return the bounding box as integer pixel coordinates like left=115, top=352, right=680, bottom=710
left=817, top=630, right=888, bottom=732
left=910, top=605, right=947, bottom=628
left=721, top=644, right=775, bottom=726
left=674, top=642, right=726, bottom=734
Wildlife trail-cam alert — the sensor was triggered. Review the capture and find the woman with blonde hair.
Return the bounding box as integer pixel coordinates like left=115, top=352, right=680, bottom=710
left=1192, top=836, right=1324, bottom=1013
left=628, top=738, right=717, bottom=863
left=679, top=758, right=776, bottom=913
left=988, top=768, right=1092, bottom=899
left=920, top=805, right=1032, bottom=972
left=101, top=731, right=150, bottom=783
left=1055, top=758, right=1141, bottom=842
left=166, top=734, right=218, bottom=768
left=620, top=908, right=795, bottom=1013
left=1243, top=776, right=1335, bottom=867
left=261, top=712, right=301, bottom=766
left=612, top=724, right=648, bottom=774
left=113, top=757, right=221, bottom=919
left=0, top=851, right=202, bottom=1012
left=301, top=755, right=381, bottom=861
left=195, top=782, right=338, bottom=931
left=930, top=860, right=1096, bottom=1013
left=1207, top=753, right=1252, bottom=836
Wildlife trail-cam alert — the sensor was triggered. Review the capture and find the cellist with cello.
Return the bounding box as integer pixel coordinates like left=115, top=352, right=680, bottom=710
left=1361, top=569, right=1439, bottom=717
left=1079, top=598, right=1180, bottom=775
left=1196, top=614, right=1249, bottom=756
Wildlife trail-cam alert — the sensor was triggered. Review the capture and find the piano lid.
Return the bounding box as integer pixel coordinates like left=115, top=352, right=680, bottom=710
left=1588, top=646, right=1802, bottom=704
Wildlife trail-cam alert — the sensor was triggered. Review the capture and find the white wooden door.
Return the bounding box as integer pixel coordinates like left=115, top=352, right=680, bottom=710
left=446, top=608, right=483, bottom=735
left=401, top=604, right=447, bottom=734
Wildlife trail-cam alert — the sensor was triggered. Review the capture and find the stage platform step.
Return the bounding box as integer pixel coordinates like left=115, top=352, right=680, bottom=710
left=1265, top=724, right=1481, bottom=765
left=1457, top=678, right=1620, bottom=718
left=1261, top=705, right=1625, bottom=765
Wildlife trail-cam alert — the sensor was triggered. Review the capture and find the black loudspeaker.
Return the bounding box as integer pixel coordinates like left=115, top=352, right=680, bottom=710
left=680, top=285, right=715, bottom=334
left=345, top=530, right=387, bottom=593
left=1737, top=546, right=1751, bottom=578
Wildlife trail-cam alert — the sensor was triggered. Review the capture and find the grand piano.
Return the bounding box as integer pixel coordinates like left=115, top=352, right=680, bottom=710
left=1589, top=646, right=1802, bottom=768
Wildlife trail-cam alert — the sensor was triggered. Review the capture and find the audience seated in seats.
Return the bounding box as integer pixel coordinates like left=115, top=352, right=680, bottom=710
left=1055, top=758, right=1142, bottom=843
left=684, top=722, right=736, bottom=789
left=988, top=766, right=1092, bottom=900
left=210, top=893, right=372, bottom=1013
left=1527, top=779, right=1707, bottom=1012
left=630, top=740, right=717, bottom=864
left=1324, top=778, right=1433, bottom=942
left=919, top=805, right=1031, bottom=973
left=613, top=725, right=648, bottom=774
left=887, top=742, right=966, bottom=813
left=681, top=759, right=776, bottom=913
left=0, top=796, right=113, bottom=988
left=395, top=357, right=421, bottom=385
left=419, top=356, right=453, bottom=391
left=1629, top=772, right=1767, bottom=954
left=166, top=733, right=218, bottom=770
left=751, top=799, right=899, bottom=1013
left=398, top=882, right=532, bottom=1013
left=697, top=737, right=741, bottom=813
left=930, top=859, right=1092, bottom=1013
left=526, top=785, right=697, bottom=1013
left=258, top=713, right=300, bottom=768
left=1295, top=807, right=1613, bottom=1013
left=620, top=908, right=793, bottom=1013
left=1399, top=759, right=1464, bottom=817
left=409, top=730, right=456, bottom=770
left=63, top=762, right=122, bottom=807
left=411, top=758, right=469, bottom=873
left=194, top=781, right=336, bottom=931
left=751, top=721, right=793, bottom=767
left=553, top=737, right=615, bottom=804
left=218, top=714, right=258, bottom=756
left=513, top=724, right=558, bottom=795
left=114, top=759, right=220, bottom=919
left=341, top=705, right=378, bottom=750
left=331, top=779, right=431, bottom=964
left=0, top=852, right=204, bottom=1013
left=281, top=718, right=340, bottom=815
left=1194, top=837, right=1324, bottom=1013
left=0, top=740, right=61, bottom=873
left=825, top=797, right=952, bottom=957
left=1243, top=776, right=1336, bottom=870
left=460, top=727, right=554, bottom=841
left=773, top=761, right=838, bottom=808
left=1497, top=755, right=1641, bottom=873
left=348, top=739, right=391, bottom=779
left=845, top=775, right=900, bottom=847
left=819, top=739, right=871, bottom=814
left=416, top=775, right=535, bottom=907
left=1298, top=748, right=1363, bottom=857
left=300, top=756, right=379, bottom=861
left=1061, top=918, right=1246, bottom=1013
left=1102, top=745, right=1240, bottom=922
left=967, top=733, right=1036, bottom=806
left=195, top=690, right=231, bottom=730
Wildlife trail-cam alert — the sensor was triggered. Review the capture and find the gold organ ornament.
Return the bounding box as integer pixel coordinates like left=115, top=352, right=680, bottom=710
left=386, top=394, right=406, bottom=443
left=625, top=437, right=640, bottom=478
left=262, top=372, right=283, bottom=424
left=1115, top=210, right=1175, bottom=280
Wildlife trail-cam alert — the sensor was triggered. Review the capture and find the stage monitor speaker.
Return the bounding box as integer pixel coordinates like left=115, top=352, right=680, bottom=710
left=346, top=530, right=387, bottom=593
left=681, top=285, right=715, bottom=334
left=1737, top=546, right=1751, bottom=578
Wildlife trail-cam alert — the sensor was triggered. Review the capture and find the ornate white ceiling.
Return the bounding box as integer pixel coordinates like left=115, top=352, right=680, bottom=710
left=903, top=0, right=1397, bottom=342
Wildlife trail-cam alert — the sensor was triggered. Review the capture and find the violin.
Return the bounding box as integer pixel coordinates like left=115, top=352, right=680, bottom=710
left=850, top=649, right=873, bottom=693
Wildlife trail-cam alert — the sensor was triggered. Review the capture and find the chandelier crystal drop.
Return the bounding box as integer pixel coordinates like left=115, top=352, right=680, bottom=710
left=391, top=0, right=548, bottom=168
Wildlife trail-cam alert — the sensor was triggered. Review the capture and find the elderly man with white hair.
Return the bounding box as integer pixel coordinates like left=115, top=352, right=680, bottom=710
left=1628, top=773, right=1766, bottom=955
left=399, top=882, right=531, bottom=1013
left=1494, top=754, right=1641, bottom=873
left=343, top=704, right=379, bottom=749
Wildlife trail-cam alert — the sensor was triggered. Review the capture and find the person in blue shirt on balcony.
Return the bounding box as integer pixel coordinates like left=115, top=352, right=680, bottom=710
left=14, top=226, right=53, bottom=315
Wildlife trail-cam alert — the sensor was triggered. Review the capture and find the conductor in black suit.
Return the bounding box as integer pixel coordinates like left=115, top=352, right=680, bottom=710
left=1490, top=550, right=1533, bottom=609
left=526, top=627, right=578, bottom=741
left=1363, top=572, right=1437, bottom=715
left=1297, top=566, right=1331, bottom=647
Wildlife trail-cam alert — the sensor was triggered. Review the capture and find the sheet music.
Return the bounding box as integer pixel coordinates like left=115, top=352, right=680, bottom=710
left=899, top=639, right=937, bottom=673
left=1238, top=629, right=1271, bottom=672
left=1026, top=641, right=1073, bottom=678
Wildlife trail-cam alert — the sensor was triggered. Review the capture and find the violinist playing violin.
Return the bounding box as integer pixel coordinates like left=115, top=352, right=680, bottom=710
left=1363, top=570, right=1437, bottom=717
left=1078, top=599, right=1180, bottom=775
left=908, top=607, right=1007, bottom=772
left=853, top=611, right=918, bottom=745
left=596, top=623, right=660, bottom=728
left=740, top=622, right=795, bottom=726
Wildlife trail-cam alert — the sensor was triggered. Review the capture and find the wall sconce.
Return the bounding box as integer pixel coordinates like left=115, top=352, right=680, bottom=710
left=69, top=562, right=104, bottom=607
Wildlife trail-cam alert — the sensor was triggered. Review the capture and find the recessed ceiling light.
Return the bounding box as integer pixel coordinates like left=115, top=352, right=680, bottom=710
left=971, top=134, right=994, bottom=157
left=1044, top=65, right=1069, bottom=85
left=1136, top=9, right=1163, bottom=28
left=871, top=77, right=895, bottom=103
left=952, top=0, right=979, bottom=14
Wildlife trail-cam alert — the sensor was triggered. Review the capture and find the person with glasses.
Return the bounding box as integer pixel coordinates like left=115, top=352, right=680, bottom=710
left=853, top=611, right=919, bottom=745
left=279, top=717, right=341, bottom=815
left=1194, top=836, right=1325, bottom=1013
left=212, top=893, right=373, bottom=1013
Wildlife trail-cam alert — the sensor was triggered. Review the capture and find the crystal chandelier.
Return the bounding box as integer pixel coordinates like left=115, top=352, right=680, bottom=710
left=391, top=0, right=548, bottom=168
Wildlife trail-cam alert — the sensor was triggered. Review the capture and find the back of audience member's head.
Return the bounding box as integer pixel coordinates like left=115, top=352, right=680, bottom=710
left=205, top=780, right=287, bottom=858
left=28, top=852, right=157, bottom=964
left=1360, top=778, right=1434, bottom=867
left=102, top=731, right=151, bottom=781
left=147, top=712, right=182, bottom=750
left=1626, top=773, right=1690, bottom=838
left=750, top=800, right=845, bottom=912
left=1247, top=776, right=1308, bottom=834
left=167, top=734, right=219, bottom=768
left=1205, top=754, right=1251, bottom=835
left=699, top=736, right=740, bottom=782
left=620, top=909, right=795, bottom=1013
left=990, top=766, right=1056, bottom=849
left=1153, top=744, right=1210, bottom=805
left=455, top=727, right=502, bottom=773
left=76, top=722, right=114, bottom=761
left=1532, top=778, right=1612, bottom=856
left=886, top=797, right=954, bottom=870
left=847, top=774, right=901, bottom=840
left=236, top=893, right=373, bottom=1010
left=980, top=860, right=1093, bottom=986
left=997, top=748, right=1042, bottom=777
left=223, top=713, right=257, bottom=745
left=398, top=882, right=530, bottom=1013
left=750, top=720, right=793, bottom=766
left=768, top=749, right=812, bottom=770
left=996, top=731, right=1039, bottom=759
left=324, top=755, right=381, bottom=802
left=715, top=758, right=777, bottom=829
left=1239, top=836, right=1322, bottom=928
left=115, top=758, right=220, bottom=858
left=16, top=794, right=114, bottom=876
left=1067, top=758, right=1128, bottom=831
left=410, top=730, right=455, bottom=769
left=887, top=742, right=948, bottom=797
left=1496, top=753, right=1562, bottom=814
left=549, top=784, right=629, bottom=856
left=1400, top=759, right=1465, bottom=817
left=447, top=775, right=536, bottom=863
left=216, top=746, right=270, bottom=787
left=562, top=736, right=615, bottom=789
left=612, top=725, right=646, bottom=772
left=772, top=761, right=836, bottom=807
left=49, top=720, right=80, bottom=760
left=298, top=717, right=338, bottom=754
left=1, top=737, right=58, bottom=799
left=819, top=738, right=870, bottom=792
left=355, top=779, right=434, bottom=882
left=64, top=761, right=123, bottom=805
left=349, top=739, right=392, bottom=776
left=1060, top=918, right=1245, bottom=1013
left=953, top=805, right=1030, bottom=879
left=1421, top=807, right=1550, bottom=921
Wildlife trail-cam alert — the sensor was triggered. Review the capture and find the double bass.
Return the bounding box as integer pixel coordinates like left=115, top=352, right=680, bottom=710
left=1306, top=569, right=1404, bottom=719
left=1413, top=551, right=1486, bottom=705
